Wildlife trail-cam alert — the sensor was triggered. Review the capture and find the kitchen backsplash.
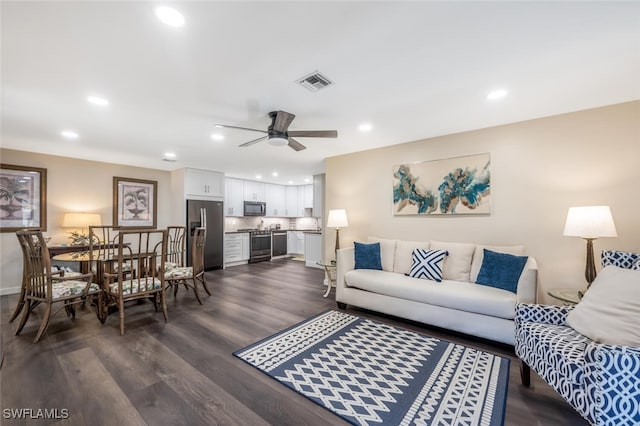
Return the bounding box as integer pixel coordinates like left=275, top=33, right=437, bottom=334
left=225, top=216, right=320, bottom=232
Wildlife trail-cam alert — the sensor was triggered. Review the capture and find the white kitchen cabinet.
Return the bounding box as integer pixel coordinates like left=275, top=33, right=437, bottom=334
left=297, top=186, right=306, bottom=217
left=185, top=168, right=224, bottom=199
left=265, top=183, right=286, bottom=217
left=285, top=186, right=298, bottom=217
left=225, top=178, right=244, bottom=216
left=304, top=232, right=322, bottom=268
left=224, top=232, right=250, bottom=266
left=287, top=231, right=305, bottom=255
left=313, top=174, right=324, bottom=219
left=304, top=184, right=313, bottom=208
left=243, top=180, right=265, bottom=201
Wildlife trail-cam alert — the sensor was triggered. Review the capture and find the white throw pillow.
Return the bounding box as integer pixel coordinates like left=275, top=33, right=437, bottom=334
left=566, top=266, right=640, bottom=346
left=470, top=245, right=526, bottom=283
left=430, top=241, right=475, bottom=282
left=367, top=237, right=397, bottom=272
left=394, top=240, right=431, bottom=274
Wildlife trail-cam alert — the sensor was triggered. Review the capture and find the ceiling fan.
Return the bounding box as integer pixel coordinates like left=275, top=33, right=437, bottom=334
left=215, top=110, right=338, bottom=151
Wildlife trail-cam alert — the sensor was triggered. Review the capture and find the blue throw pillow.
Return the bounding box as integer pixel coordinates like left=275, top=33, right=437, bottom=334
left=476, top=249, right=528, bottom=293
left=354, top=242, right=383, bottom=270
left=406, top=249, right=448, bottom=282
left=601, top=250, right=640, bottom=269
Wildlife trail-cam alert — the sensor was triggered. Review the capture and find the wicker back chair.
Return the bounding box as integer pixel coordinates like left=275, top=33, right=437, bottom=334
left=164, top=227, right=210, bottom=304
left=14, top=230, right=98, bottom=343
left=166, top=226, right=186, bottom=269
left=101, top=229, right=168, bottom=335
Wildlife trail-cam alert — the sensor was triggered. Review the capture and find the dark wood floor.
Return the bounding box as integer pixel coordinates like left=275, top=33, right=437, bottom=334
left=1, top=259, right=586, bottom=425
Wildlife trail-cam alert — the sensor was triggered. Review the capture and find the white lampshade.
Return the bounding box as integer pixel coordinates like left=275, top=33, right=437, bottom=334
left=62, top=212, right=102, bottom=228
left=563, top=206, right=617, bottom=238
left=327, top=209, right=349, bottom=228
left=268, top=136, right=288, bottom=147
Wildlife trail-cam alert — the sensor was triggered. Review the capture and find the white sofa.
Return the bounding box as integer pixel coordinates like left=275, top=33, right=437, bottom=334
left=336, top=237, right=538, bottom=345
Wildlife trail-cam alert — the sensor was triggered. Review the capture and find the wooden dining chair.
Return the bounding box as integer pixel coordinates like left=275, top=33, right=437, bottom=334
left=14, top=230, right=99, bottom=343
left=164, top=227, right=210, bottom=304
left=100, top=229, right=168, bottom=335
left=166, top=226, right=186, bottom=270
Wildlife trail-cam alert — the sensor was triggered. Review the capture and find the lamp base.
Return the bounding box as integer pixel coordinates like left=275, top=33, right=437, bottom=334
left=584, top=238, right=597, bottom=288
left=334, top=228, right=341, bottom=261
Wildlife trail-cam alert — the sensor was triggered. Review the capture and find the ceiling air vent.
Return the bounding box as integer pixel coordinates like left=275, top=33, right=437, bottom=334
left=297, top=71, right=333, bottom=92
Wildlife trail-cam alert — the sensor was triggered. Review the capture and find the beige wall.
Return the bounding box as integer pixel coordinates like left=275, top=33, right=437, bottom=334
left=0, top=149, right=172, bottom=294
left=325, top=101, right=640, bottom=303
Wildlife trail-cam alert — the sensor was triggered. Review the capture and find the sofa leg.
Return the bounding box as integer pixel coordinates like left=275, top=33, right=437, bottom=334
left=336, top=301, right=347, bottom=310
left=520, top=360, right=531, bottom=387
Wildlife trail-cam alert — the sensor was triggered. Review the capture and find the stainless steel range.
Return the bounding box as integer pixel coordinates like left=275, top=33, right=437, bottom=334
left=249, top=229, right=271, bottom=263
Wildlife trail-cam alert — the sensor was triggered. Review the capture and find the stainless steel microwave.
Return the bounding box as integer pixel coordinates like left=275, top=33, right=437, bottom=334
left=244, top=201, right=266, bottom=216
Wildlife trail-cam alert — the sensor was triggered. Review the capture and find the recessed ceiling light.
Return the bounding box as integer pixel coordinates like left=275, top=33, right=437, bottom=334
left=272, top=172, right=279, bottom=177
left=164, top=152, right=176, bottom=158
left=304, top=178, right=311, bottom=183
left=155, top=6, right=185, bottom=27
left=359, top=123, right=373, bottom=132
left=87, top=95, right=109, bottom=106
left=211, top=133, right=224, bottom=141
left=60, top=130, right=79, bottom=139
left=288, top=180, right=293, bottom=185
left=487, top=89, right=508, bottom=100
left=255, top=175, right=262, bottom=180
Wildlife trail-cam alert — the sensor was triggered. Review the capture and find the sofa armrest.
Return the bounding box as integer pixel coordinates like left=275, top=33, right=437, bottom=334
left=584, top=343, right=640, bottom=424
left=336, top=247, right=355, bottom=301
left=515, top=303, right=574, bottom=326
left=516, top=257, right=538, bottom=304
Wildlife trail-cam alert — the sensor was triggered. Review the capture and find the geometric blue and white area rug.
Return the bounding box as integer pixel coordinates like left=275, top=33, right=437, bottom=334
left=234, top=310, right=509, bottom=426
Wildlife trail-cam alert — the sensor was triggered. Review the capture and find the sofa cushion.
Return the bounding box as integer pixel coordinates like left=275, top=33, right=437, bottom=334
left=601, top=250, right=640, bottom=269
left=407, top=249, right=448, bottom=282
left=368, top=237, right=397, bottom=272
left=354, top=242, right=383, bottom=270
left=394, top=240, right=430, bottom=274
left=429, top=241, right=475, bottom=282
left=344, top=269, right=517, bottom=319
left=476, top=249, right=528, bottom=294
left=470, top=245, right=525, bottom=283
left=566, top=266, right=640, bottom=346
left=516, top=321, right=590, bottom=386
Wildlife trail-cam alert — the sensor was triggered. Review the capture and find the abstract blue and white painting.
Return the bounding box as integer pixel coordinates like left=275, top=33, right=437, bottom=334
left=393, top=153, right=490, bottom=215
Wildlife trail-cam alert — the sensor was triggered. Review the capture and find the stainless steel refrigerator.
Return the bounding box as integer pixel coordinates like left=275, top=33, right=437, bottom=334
left=186, top=199, right=224, bottom=270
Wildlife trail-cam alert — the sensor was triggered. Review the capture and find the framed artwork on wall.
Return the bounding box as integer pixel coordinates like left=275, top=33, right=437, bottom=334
left=113, top=176, right=157, bottom=228
left=392, top=153, right=491, bottom=215
left=0, top=164, right=47, bottom=232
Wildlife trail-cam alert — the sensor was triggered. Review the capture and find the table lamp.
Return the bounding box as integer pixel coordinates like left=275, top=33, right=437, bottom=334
left=62, top=212, right=102, bottom=245
left=563, top=206, right=617, bottom=288
left=327, top=209, right=348, bottom=260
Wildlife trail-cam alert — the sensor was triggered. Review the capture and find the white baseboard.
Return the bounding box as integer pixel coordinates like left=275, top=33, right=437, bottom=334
left=0, top=286, right=21, bottom=296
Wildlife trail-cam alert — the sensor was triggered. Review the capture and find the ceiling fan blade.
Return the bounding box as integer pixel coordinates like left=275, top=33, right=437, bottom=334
left=272, top=110, right=296, bottom=132
left=215, top=124, right=267, bottom=134
left=287, top=130, right=338, bottom=138
left=239, top=136, right=268, bottom=147
left=287, top=138, right=306, bottom=151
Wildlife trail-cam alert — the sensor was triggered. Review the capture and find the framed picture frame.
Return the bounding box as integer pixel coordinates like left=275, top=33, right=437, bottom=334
left=113, top=177, right=157, bottom=229
left=392, top=153, right=491, bottom=215
left=0, top=164, right=47, bottom=232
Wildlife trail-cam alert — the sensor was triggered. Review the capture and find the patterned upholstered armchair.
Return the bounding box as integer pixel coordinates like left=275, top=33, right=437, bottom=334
left=514, top=250, right=640, bottom=425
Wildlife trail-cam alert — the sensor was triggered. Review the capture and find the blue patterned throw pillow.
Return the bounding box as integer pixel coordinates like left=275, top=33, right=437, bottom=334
left=354, top=242, right=383, bottom=270
left=406, top=249, right=448, bottom=282
left=601, top=250, right=640, bottom=269
left=632, top=258, right=640, bottom=271
left=476, top=249, right=528, bottom=293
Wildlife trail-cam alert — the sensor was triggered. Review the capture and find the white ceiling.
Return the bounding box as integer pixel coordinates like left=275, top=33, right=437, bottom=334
left=2, top=1, right=639, bottom=184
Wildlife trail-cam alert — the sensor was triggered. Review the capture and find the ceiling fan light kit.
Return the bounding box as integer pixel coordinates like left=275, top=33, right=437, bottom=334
left=215, top=110, right=338, bottom=151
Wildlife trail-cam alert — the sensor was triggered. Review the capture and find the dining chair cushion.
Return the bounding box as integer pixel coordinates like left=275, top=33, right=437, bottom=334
left=108, top=278, right=162, bottom=296
left=51, top=281, right=100, bottom=299
left=164, top=267, right=193, bottom=279
left=91, top=262, right=133, bottom=274
left=164, top=262, right=180, bottom=271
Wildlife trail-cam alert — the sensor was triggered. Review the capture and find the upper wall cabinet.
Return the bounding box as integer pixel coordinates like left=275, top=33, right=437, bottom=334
left=304, top=184, right=313, bottom=209
left=243, top=180, right=265, bottom=202
left=225, top=178, right=244, bottom=216
left=181, top=168, right=224, bottom=200
left=265, top=183, right=286, bottom=217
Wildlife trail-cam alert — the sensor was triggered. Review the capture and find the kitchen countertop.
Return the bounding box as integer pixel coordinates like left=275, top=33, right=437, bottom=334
left=224, top=229, right=322, bottom=234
